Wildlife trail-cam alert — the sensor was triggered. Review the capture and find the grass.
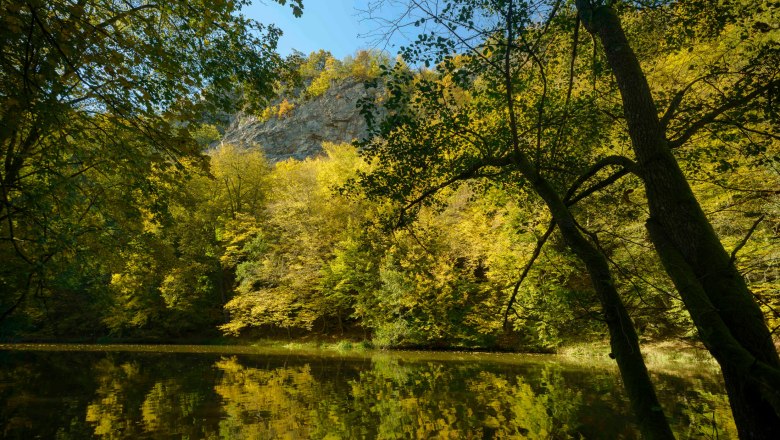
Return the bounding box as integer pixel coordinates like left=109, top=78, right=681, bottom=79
left=641, top=340, right=718, bottom=368
left=326, top=340, right=375, bottom=352
left=5, top=333, right=725, bottom=371
left=557, top=340, right=719, bottom=372
left=246, top=338, right=375, bottom=353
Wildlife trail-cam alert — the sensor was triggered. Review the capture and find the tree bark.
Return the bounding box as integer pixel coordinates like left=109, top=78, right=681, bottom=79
left=575, top=2, right=780, bottom=437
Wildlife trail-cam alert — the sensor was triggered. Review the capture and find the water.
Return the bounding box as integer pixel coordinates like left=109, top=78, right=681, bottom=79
left=0, top=344, right=734, bottom=439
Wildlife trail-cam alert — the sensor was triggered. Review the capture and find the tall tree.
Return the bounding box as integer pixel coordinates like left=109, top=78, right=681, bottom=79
left=357, top=1, right=674, bottom=437
left=573, top=1, right=780, bottom=437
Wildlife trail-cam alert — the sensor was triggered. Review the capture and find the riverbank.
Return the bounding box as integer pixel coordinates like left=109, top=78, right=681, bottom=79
left=0, top=337, right=720, bottom=373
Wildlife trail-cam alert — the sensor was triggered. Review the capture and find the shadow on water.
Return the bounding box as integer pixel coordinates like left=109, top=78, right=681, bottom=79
left=0, top=344, right=734, bottom=439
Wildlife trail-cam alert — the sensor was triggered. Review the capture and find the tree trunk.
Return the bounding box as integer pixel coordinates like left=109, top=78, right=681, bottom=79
left=575, top=3, right=780, bottom=437
left=501, top=3, right=672, bottom=432
left=530, top=170, right=675, bottom=440
left=219, top=267, right=235, bottom=324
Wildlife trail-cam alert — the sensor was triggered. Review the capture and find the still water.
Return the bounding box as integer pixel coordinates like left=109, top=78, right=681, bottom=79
left=0, top=344, right=734, bottom=439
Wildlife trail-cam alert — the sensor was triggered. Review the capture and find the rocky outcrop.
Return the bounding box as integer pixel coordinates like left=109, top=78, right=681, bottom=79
left=221, top=79, right=374, bottom=162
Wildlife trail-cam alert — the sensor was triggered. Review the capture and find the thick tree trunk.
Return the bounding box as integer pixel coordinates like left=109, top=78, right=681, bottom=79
left=647, top=219, right=780, bottom=437
left=503, top=150, right=675, bottom=439
left=575, top=3, right=780, bottom=437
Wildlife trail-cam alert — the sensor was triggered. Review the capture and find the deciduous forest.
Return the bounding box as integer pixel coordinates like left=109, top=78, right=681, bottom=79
left=1, top=0, right=778, bottom=438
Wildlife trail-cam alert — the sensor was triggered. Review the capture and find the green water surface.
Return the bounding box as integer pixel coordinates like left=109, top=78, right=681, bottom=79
left=0, top=344, right=734, bottom=439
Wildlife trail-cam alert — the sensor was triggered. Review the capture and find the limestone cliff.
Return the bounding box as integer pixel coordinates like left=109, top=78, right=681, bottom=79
left=220, top=79, right=374, bottom=162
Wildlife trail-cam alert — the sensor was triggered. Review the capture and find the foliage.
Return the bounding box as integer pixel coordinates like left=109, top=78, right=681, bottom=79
left=0, top=0, right=776, bottom=371
left=0, top=0, right=296, bottom=332
left=221, top=143, right=373, bottom=334
left=300, top=50, right=390, bottom=98
left=351, top=0, right=778, bottom=435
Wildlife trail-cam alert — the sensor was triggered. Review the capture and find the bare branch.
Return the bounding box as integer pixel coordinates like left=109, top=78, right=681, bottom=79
left=550, top=15, right=581, bottom=162
left=714, top=119, right=780, bottom=142
left=567, top=168, right=631, bottom=206
left=659, top=72, right=726, bottom=129
left=396, top=155, right=513, bottom=227
left=98, top=5, right=159, bottom=29
left=564, top=155, right=639, bottom=203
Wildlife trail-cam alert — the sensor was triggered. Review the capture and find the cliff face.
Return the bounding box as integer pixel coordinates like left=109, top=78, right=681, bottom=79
left=221, top=79, right=373, bottom=162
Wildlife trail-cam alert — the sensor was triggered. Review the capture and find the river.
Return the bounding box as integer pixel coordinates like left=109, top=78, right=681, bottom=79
left=0, top=344, right=734, bottom=438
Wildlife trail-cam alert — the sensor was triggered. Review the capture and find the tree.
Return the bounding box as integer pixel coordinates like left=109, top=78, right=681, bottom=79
left=221, top=143, right=375, bottom=336
left=360, top=0, right=780, bottom=436
left=572, top=1, right=780, bottom=436
left=100, top=143, right=275, bottom=336
left=357, top=1, right=674, bottom=436
left=0, top=0, right=301, bottom=327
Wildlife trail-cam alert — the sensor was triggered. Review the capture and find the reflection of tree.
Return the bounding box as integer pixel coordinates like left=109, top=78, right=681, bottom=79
left=348, top=360, right=583, bottom=439
left=141, top=381, right=203, bottom=435
left=214, top=356, right=321, bottom=439
left=351, top=359, right=472, bottom=439
left=0, top=352, right=98, bottom=439
left=469, top=369, right=582, bottom=439
left=0, top=350, right=738, bottom=438
left=213, top=356, right=374, bottom=439
left=681, top=390, right=735, bottom=439
left=83, top=355, right=220, bottom=439
left=674, top=381, right=737, bottom=439
left=85, top=359, right=144, bottom=439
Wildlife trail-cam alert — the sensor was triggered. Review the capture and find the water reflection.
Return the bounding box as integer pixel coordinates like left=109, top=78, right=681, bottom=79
left=0, top=347, right=736, bottom=439
left=215, top=358, right=324, bottom=439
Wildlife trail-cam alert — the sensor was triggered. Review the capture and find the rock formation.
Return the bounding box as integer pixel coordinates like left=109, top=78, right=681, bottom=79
left=220, top=79, right=373, bottom=162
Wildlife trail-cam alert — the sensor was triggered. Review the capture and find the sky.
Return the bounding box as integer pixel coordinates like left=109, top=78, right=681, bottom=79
left=244, top=1, right=409, bottom=59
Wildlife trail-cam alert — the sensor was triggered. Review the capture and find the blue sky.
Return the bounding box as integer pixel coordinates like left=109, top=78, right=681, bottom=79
left=244, top=1, right=408, bottom=59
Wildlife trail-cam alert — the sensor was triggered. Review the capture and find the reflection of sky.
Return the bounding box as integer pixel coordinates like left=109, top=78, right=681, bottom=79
left=244, top=1, right=411, bottom=59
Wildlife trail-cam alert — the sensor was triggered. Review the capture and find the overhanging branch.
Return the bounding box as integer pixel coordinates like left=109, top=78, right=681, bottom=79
left=660, top=72, right=726, bottom=129
left=564, top=155, right=639, bottom=204
left=396, top=155, right=513, bottom=227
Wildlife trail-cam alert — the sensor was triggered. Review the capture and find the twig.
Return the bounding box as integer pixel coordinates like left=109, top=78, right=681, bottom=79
left=730, top=215, right=765, bottom=265
left=503, top=220, right=556, bottom=329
